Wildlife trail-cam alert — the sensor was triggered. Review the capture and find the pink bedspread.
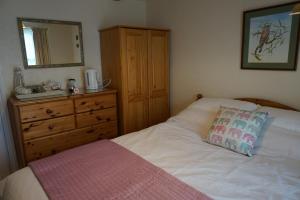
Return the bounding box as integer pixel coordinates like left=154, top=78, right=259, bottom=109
left=29, top=140, right=212, bottom=200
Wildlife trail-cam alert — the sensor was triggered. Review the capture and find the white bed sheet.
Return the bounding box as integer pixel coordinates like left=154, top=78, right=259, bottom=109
left=1, top=119, right=300, bottom=200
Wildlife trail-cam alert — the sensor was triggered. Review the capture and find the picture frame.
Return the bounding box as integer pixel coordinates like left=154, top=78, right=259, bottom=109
left=241, top=2, right=300, bottom=70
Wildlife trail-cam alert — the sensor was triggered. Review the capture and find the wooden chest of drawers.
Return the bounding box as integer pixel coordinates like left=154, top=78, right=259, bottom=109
left=8, top=90, right=118, bottom=167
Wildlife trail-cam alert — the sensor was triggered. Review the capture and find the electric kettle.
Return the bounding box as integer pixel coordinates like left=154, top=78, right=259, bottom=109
left=85, top=69, right=99, bottom=90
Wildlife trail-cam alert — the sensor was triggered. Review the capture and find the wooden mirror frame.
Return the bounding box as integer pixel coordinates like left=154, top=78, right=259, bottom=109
left=17, top=17, right=85, bottom=69
left=196, top=94, right=299, bottom=111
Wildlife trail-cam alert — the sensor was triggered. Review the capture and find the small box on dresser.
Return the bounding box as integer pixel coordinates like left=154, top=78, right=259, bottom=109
left=8, top=89, right=118, bottom=168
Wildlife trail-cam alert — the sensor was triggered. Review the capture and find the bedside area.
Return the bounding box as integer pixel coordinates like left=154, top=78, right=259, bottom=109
left=8, top=89, right=118, bottom=168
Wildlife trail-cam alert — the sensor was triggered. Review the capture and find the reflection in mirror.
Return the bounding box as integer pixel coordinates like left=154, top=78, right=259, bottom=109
left=17, top=18, right=84, bottom=68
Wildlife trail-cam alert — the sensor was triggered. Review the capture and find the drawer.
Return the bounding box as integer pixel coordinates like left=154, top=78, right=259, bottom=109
left=75, top=94, right=116, bottom=113
left=86, top=121, right=118, bottom=139
left=22, top=115, right=76, bottom=140
left=20, top=100, right=74, bottom=123
left=24, top=122, right=118, bottom=162
left=76, top=107, right=117, bottom=128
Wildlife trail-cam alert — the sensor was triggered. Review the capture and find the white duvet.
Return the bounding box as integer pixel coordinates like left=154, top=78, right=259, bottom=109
left=1, top=98, right=300, bottom=200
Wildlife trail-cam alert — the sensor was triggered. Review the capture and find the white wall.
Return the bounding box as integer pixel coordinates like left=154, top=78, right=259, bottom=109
left=0, top=0, right=146, bottom=178
left=146, top=0, right=300, bottom=114
left=0, top=0, right=146, bottom=97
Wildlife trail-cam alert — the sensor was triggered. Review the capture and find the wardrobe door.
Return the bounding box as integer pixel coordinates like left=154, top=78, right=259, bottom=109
left=148, top=30, right=170, bottom=126
left=120, top=28, right=149, bottom=134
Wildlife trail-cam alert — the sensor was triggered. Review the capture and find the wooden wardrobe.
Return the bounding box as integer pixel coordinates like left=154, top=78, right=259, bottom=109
left=100, top=26, right=170, bottom=134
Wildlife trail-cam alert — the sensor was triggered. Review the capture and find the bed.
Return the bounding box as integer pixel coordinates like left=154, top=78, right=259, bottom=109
left=1, top=96, right=300, bottom=200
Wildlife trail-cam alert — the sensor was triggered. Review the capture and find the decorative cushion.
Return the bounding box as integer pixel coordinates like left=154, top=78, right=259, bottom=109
left=207, top=106, right=268, bottom=156
left=167, top=98, right=258, bottom=139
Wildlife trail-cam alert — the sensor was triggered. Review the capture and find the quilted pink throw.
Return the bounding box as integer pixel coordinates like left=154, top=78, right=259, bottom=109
left=29, top=140, right=212, bottom=200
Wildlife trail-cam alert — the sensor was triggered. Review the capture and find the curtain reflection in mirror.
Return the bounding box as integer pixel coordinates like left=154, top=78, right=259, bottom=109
left=32, top=28, right=51, bottom=65
left=23, top=27, right=51, bottom=65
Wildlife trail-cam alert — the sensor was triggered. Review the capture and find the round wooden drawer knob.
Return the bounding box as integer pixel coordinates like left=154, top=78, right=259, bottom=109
left=48, top=125, right=54, bottom=130
left=96, top=116, right=102, bottom=121
left=46, top=109, right=54, bottom=114
left=87, top=129, right=95, bottom=134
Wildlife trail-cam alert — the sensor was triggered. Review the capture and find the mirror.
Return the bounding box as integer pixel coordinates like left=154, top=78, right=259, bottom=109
left=17, top=18, right=84, bottom=69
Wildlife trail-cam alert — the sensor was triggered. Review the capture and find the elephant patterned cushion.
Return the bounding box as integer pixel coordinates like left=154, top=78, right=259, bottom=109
left=207, top=106, right=268, bottom=156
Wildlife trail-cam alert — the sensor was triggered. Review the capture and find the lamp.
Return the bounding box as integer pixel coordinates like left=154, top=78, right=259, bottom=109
left=290, top=3, right=300, bottom=15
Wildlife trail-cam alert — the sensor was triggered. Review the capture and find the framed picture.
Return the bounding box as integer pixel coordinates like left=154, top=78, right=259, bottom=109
left=241, top=2, right=300, bottom=70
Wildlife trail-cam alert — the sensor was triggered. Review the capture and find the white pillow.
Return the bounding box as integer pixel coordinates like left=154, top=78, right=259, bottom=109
left=186, top=98, right=258, bottom=112
left=258, top=106, right=300, bottom=132
left=168, top=98, right=258, bottom=139
left=253, top=106, right=300, bottom=160
left=255, top=126, right=300, bottom=160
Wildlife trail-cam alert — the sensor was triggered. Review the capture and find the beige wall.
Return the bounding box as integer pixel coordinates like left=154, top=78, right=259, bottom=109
left=146, top=0, right=300, bottom=114
left=0, top=0, right=145, bottom=178
left=47, top=24, right=76, bottom=64
left=72, top=26, right=82, bottom=63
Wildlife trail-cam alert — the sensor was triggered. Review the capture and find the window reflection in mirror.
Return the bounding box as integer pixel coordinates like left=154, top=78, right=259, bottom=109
left=23, top=28, right=36, bottom=65
left=18, top=18, right=84, bottom=69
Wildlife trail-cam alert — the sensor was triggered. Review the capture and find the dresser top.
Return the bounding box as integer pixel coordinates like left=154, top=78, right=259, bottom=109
left=9, top=89, right=117, bottom=106
left=99, top=25, right=170, bottom=32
